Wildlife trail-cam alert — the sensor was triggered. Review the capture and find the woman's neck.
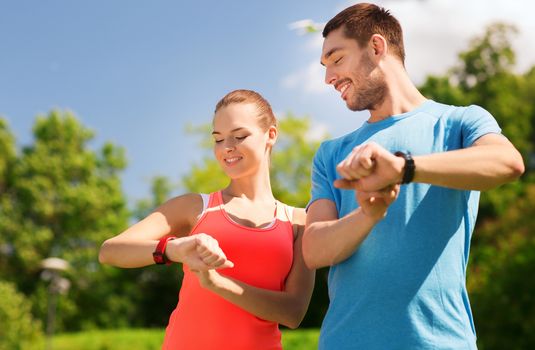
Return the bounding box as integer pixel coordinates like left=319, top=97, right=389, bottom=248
left=224, top=168, right=274, bottom=203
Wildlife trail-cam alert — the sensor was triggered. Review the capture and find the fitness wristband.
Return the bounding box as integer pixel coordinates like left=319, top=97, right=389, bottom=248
left=394, top=151, right=415, bottom=184
left=153, top=236, right=176, bottom=265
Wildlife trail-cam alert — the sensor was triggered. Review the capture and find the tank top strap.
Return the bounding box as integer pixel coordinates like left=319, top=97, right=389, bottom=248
left=281, top=203, right=293, bottom=223
left=207, top=190, right=223, bottom=209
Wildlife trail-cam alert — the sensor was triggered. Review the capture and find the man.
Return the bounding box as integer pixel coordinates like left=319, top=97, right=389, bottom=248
left=302, top=3, right=525, bottom=349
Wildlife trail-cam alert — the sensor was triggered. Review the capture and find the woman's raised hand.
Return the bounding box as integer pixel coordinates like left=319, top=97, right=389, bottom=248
left=167, top=233, right=234, bottom=271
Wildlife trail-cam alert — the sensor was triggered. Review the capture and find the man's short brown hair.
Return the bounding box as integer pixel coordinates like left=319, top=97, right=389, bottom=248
left=323, top=3, right=405, bottom=64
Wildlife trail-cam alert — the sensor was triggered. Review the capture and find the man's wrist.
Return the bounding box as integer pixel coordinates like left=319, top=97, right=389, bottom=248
left=394, top=151, right=415, bottom=184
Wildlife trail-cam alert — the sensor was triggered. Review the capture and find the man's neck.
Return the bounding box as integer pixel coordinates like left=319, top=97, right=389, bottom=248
left=368, top=64, right=427, bottom=123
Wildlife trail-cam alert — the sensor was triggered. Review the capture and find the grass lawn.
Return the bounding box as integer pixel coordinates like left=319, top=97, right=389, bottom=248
left=53, top=328, right=319, bottom=350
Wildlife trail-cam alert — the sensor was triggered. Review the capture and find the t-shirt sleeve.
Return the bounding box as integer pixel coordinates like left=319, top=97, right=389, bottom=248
left=461, top=105, right=502, bottom=147
left=307, top=143, right=335, bottom=211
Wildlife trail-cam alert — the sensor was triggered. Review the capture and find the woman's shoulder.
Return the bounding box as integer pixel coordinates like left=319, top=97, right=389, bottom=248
left=162, top=192, right=203, bottom=208
left=290, top=207, right=306, bottom=226
left=156, top=193, right=206, bottom=229
left=276, top=201, right=305, bottom=226
left=284, top=207, right=305, bottom=242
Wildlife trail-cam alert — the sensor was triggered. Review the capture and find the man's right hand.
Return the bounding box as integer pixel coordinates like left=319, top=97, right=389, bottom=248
left=334, top=142, right=405, bottom=192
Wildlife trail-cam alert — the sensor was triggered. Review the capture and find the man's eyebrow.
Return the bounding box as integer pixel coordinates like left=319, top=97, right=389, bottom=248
left=211, top=127, right=245, bottom=135
left=320, top=47, right=342, bottom=66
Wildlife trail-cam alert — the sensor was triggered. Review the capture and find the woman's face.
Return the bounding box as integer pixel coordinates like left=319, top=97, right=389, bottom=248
left=212, top=103, right=275, bottom=179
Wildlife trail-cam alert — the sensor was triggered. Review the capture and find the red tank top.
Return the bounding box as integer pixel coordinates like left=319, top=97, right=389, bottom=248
left=162, top=191, right=294, bottom=350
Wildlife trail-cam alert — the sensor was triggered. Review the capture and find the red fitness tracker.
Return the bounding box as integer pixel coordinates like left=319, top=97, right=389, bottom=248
left=153, top=236, right=176, bottom=265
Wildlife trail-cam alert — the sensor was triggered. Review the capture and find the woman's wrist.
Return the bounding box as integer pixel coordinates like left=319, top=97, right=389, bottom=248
left=197, top=270, right=222, bottom=290
left=165, top=236, right=191, bottom=263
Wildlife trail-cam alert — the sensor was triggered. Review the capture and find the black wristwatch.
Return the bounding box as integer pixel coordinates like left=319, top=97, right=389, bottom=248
left=394, top=151, right=415, bottom=184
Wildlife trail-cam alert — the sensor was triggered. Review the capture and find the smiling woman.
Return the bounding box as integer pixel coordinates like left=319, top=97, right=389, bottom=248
left=212, top=90, right=278, bottom=178
left=98, top=89, right=315, bottom=350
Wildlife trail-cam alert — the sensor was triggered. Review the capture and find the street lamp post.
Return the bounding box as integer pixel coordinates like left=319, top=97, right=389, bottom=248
left=40, top=257, right=70, bottom=350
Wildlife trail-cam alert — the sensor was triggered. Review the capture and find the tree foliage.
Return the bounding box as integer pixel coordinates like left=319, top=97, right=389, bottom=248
left=468, top=184, right=535, bottom=349
left=0, top=111, right=131, bottom=331
left=0, top=281, right=43, bottom=350
left=271, top=114, right=322, bottom=208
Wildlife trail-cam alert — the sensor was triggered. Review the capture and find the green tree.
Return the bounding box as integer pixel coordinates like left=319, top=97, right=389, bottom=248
left=271, top=114, right=321, bottom=208
left=134, top=176, right=176, bottom=219
left=181, top=114, right=329, bottom=327
left=0, top=119, right=16, bottom=192
left=0, top=281, right=44, bottom=350
left=0, top=111, right=131, bottom=331
left=468, top=184, right=535, bottom=350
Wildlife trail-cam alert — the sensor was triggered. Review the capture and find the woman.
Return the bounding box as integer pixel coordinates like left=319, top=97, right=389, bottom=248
left=99, top=89, right=315, bottom=349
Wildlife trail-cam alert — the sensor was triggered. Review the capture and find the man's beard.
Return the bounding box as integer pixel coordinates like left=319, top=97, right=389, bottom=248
left=347, top=54, right=388, bottom=112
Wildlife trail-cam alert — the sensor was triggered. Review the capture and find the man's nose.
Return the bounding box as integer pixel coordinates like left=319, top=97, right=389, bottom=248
left=325, top=67, right=337, bottom=85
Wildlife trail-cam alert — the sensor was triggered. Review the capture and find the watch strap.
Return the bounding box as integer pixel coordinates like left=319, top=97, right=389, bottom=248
left=153, top=236, right=176, bottom=265
left=394, top=151, right=415, bottom=184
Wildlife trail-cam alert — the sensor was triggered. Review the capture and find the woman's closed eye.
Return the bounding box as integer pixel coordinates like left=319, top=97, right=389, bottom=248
left=214, top=136, right=247, bottom=143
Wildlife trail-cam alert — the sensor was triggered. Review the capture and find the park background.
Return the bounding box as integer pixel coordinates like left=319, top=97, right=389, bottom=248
left=1, top=0, right=534, bottom=349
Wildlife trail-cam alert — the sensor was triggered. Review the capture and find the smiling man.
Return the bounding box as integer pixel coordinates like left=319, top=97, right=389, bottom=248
left=302, top=3, right=525, bottom=350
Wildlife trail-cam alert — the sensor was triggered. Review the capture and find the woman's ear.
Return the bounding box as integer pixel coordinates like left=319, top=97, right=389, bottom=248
left=267, top=125, right=278, bottom=147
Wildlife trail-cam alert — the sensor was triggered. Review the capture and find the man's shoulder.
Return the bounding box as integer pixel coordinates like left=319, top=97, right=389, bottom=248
left=319, top=128, right=362, bottom=151
left=426, top=100, right=491, bottom=119
left=414, top=99, right=461, bottom=118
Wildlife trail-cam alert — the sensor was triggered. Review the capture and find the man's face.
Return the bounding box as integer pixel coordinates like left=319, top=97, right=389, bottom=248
left=321, top=28, right=387, bottom=112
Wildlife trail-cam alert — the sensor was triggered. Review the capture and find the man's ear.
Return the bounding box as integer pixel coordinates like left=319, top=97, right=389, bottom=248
left=368, top=34, right=388, bottom=62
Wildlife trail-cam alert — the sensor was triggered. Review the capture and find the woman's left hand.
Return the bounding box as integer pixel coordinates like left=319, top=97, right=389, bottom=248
left=192, top=269, right=222, bottom=290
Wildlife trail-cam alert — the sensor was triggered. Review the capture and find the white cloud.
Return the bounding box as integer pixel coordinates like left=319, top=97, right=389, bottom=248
left=288, top=19, right=325, bottom=36
left=281, top=60, right=329, bottom=94
left=305, top=32, right=325, bottom=51
left=307, top=121, right=330, bottom=141
left=380, top=0, right=535, bottom=83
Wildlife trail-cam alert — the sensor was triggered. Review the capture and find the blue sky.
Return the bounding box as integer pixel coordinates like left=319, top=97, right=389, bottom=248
left=2, top=0, right=534, bottom=204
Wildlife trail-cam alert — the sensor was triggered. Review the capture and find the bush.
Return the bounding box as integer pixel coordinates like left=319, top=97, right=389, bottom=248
left=0, top=281, right=44, bottom=350
left=469, top=184, right=535, bottom=349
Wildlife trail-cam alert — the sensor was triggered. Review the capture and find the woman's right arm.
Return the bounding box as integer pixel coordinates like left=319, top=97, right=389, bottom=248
left=98, top=193, right=233, bottom=269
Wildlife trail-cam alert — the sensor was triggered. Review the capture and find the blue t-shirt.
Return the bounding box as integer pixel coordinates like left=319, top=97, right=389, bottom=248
left=309, top=100, right=501, bottom=350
